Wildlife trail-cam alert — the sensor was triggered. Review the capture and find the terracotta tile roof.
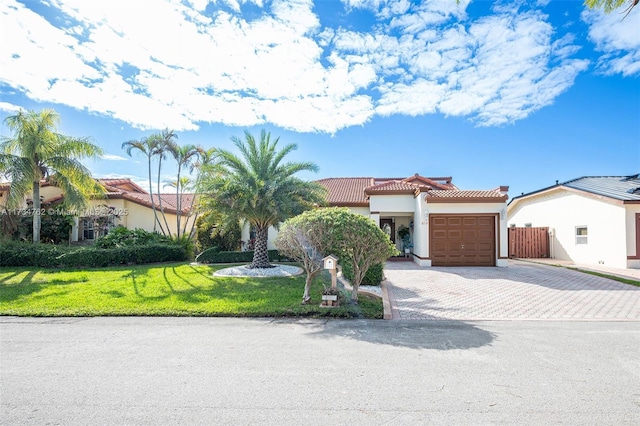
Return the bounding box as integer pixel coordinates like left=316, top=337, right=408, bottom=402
left=97, top=178, right=148, bottom=194
left=365, top=181, right=422, bottom=195
left=317, top=174, right=467, bottom=206
left=400, top=174, right=456, bottom=190
left=425, top=190, right=508, bottom=203
left=1, top=178, right=195, bottom=214
left=365, top=174, right=456, bottom=195
left=316, top=177, right=373, bottom=206
left=120, top=192, right=196, bottom=215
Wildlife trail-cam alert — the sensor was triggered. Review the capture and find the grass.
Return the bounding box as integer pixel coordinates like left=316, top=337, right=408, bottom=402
left=567, top=267, right=640, bottom=288
left=0, top=263, right=383, bottom=318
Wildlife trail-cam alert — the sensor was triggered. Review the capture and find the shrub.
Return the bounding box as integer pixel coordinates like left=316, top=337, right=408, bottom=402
left=194, top=246, right=221, bottom=263
left=169, top=234, right=196, bottom=260
left=195, top=216, right=241, bottom=253
left=0, top=241, right=186, bottom=268
left=94, top=226, right=170, bottom=249
left=341, top=260, right=385, bottom=285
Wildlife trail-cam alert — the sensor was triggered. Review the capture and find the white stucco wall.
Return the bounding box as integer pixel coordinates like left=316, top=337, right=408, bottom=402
left=240, top=223, right=278, bottom=250
left=347, top=207, right=371, bottom=216
left=508, top=190, right=628, bottom=268
left=369, top=194, right=414, bottom=213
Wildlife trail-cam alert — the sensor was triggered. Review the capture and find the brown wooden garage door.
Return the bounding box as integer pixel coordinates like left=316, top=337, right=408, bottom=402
left=430, top=215, right=496, bottom=266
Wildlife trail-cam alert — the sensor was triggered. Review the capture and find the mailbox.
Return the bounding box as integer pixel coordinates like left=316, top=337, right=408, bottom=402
left=323, top=255, right=338, bottom=270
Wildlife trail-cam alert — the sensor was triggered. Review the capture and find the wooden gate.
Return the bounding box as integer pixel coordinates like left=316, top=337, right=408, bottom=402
left=508, top=227, right=549, bottom=258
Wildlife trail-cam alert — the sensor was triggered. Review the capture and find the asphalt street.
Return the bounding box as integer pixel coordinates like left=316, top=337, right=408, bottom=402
left=1, top=317, right=639, bottom=425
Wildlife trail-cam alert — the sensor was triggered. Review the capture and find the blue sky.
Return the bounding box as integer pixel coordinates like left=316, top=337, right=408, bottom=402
left=0, top=0, right=638, bottom=199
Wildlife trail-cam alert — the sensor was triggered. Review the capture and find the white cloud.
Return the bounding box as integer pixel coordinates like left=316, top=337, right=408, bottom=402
left=582, top=7, right=640, bottom=76
left=0, top=102, right=22, bottom=113
left=101, top=154, right=129, bottom=161
left=0, top=0, right=621, bottom=133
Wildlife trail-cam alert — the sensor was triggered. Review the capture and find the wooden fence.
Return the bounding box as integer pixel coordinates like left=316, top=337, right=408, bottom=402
left=508, top=227, right=549, bottom=258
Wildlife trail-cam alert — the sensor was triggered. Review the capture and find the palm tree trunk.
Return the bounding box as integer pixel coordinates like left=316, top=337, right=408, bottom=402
left=180, top=194, right=197, bottom=238
left=249, top=225, right=272, bottom=269
left=32, top=181, right=41, bottom=243
left=176, top=165, right=182, bottom=239
left=157, top=158, right=171, bottom=236
left=147, top=157, right=160, bottom=233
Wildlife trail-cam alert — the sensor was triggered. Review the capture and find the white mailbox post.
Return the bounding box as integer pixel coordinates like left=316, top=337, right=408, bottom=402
left=323, top=254, right=338, bottom=288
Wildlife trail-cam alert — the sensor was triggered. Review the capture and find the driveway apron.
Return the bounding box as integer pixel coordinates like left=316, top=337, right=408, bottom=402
left=384, top=260, right=640, bottom=320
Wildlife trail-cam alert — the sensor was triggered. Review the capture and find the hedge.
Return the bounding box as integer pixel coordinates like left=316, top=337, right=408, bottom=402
left=195, top=249, right=290, bottom=264
left=340, top=260, right=385, bottom=286
left=0, top=241, right=187, bottom=268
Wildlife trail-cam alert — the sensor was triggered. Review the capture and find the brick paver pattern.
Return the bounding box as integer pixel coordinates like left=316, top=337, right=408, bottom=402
left=385, top=260, right=640, bottom=320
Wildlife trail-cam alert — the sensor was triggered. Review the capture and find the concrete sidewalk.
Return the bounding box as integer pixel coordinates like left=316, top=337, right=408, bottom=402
left=517, top=258, right=640, bottom=282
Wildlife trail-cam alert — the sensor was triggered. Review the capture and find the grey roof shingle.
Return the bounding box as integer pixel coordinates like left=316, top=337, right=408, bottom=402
left=563, top=175, right=640, bottom=201
left=509, top=174, right=640, bottom=204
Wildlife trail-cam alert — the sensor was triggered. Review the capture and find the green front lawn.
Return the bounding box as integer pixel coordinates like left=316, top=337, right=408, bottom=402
left=0, top=263, right=382, bottom=318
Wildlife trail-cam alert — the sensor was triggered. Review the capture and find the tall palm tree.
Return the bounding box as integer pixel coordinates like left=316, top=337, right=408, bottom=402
left=198, top=130, right=326, bottom=269
left=164, top=176, right=198, bottom=238
left=121, top=134, right=165, bottom=234
left=164, top=142, right=202, bottom=239
left=152, top=129, right=178, bottom=236
left=0, top=109, right=104, bottom=243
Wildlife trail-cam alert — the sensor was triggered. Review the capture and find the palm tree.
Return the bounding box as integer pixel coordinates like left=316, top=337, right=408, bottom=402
left=0, top=109, right=104, bottom=243
left=121, top=134, right=165, bottom=234
left=152, top=129, right=178, bottom=236
left=164, top=176, right=199, bottom=238
left=164, top=142, right=202, bottom=239
left=198, top=130, right=326, bottom=269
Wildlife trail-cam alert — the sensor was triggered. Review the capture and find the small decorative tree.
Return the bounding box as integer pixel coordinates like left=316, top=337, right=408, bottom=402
left=277, top=207, right=398, bottom=304
left=275, top=214, right=332, bottom=303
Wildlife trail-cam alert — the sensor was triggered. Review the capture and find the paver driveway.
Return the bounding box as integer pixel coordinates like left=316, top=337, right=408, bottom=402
left=384, top=260, right=640, bottom=320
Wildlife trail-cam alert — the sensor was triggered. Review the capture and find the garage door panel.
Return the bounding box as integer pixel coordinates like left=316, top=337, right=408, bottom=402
left=433, top=230, right=447, bottom=239
left=477, top=217, right=493, bottom=226
left=430, top=215, right=496, bottom=267
left=463, top=229, right=478, bottom=239
left=432, top=217, right=448, bottom=226
left=448, top=230, right=462, bottom=239
left=462, top=217, right=477, bottom=226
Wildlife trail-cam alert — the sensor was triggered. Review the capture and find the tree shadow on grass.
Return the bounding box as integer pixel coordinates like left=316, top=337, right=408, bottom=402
left=0, top=271, right=45, bottom=303
left=281, top=318, right=496, bottom=351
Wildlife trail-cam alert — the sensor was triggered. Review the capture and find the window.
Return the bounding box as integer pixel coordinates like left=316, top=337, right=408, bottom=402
left=576, top=226, right=588, bottom=245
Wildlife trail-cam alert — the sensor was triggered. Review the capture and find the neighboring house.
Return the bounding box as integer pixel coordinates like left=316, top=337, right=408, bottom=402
left=0, top=178, right=196, bottom=241
left=245, top=173, right=509, bottom=267
left=507, top=174, right=640, bottom=269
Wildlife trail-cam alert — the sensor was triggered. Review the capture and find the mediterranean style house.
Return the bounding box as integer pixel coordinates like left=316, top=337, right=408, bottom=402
left=507, top=174, right=640, bottom=269
left=243, top=174, right=510, bottom=267
left=0, top=178, right=196, bottom=241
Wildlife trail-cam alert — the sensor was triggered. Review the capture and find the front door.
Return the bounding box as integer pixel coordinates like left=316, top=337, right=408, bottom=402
left=380, top=219, right=395, bottom=244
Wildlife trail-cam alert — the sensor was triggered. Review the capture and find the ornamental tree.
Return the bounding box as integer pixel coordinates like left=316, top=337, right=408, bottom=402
left=275, top=211, right=334, bottom=303
left=277, top=207, right=398, bottom=303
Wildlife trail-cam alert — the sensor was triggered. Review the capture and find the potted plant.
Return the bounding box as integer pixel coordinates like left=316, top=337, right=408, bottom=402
left=397, top=225, right=412, bottom=255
